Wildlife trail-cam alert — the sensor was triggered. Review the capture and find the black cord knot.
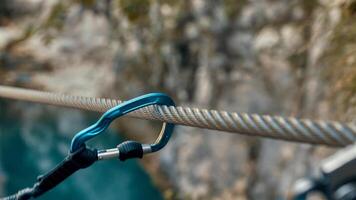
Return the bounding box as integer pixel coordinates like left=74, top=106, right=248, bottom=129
left=117, top=141, right=143, bottom=161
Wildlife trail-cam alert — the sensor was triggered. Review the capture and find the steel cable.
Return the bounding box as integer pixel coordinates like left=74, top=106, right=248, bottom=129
left=0, top=85, right=355, bottom=147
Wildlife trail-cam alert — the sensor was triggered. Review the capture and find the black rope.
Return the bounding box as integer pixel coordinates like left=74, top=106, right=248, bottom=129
left=1, top=146, right=98, bottom=200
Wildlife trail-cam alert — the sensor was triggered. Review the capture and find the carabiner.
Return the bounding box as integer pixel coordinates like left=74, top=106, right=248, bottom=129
left=70, top=93, right=175, bottom=160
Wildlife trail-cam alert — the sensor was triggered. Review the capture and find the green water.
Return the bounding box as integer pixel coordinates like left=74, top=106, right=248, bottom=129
left=0, top=100, right=163, bottom=200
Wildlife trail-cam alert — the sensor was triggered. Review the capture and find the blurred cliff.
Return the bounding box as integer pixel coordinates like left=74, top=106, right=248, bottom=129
left=0, top=0, right=355, bottom=199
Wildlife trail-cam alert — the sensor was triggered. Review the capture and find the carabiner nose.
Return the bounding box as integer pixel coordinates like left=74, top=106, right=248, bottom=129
left=70, top=93, right=175, bottom=158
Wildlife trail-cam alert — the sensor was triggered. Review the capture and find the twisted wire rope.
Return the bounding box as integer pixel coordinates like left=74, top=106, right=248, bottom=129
left=0, top=85, right=354, bottom=147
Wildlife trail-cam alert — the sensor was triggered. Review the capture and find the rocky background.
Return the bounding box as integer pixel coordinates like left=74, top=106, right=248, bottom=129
left=0, top=0, right=355, bottom=199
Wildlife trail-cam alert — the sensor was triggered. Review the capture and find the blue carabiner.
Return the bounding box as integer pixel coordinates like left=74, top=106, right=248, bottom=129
left=70, top=93, right=175, bottom=153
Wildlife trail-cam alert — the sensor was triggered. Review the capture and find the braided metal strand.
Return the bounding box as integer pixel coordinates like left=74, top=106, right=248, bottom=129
left=0, top=85, right=355, bottom=147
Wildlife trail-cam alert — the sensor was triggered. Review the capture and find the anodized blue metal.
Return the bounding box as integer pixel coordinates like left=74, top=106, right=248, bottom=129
left=70, top=93, right=175, bottom=153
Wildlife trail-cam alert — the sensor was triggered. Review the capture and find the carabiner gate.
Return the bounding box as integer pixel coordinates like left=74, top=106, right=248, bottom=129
left=70, top=93, right=175, bottom=161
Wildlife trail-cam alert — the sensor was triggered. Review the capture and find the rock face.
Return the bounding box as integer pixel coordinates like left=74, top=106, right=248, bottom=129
left=0, top=0, right=355, bottom=199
